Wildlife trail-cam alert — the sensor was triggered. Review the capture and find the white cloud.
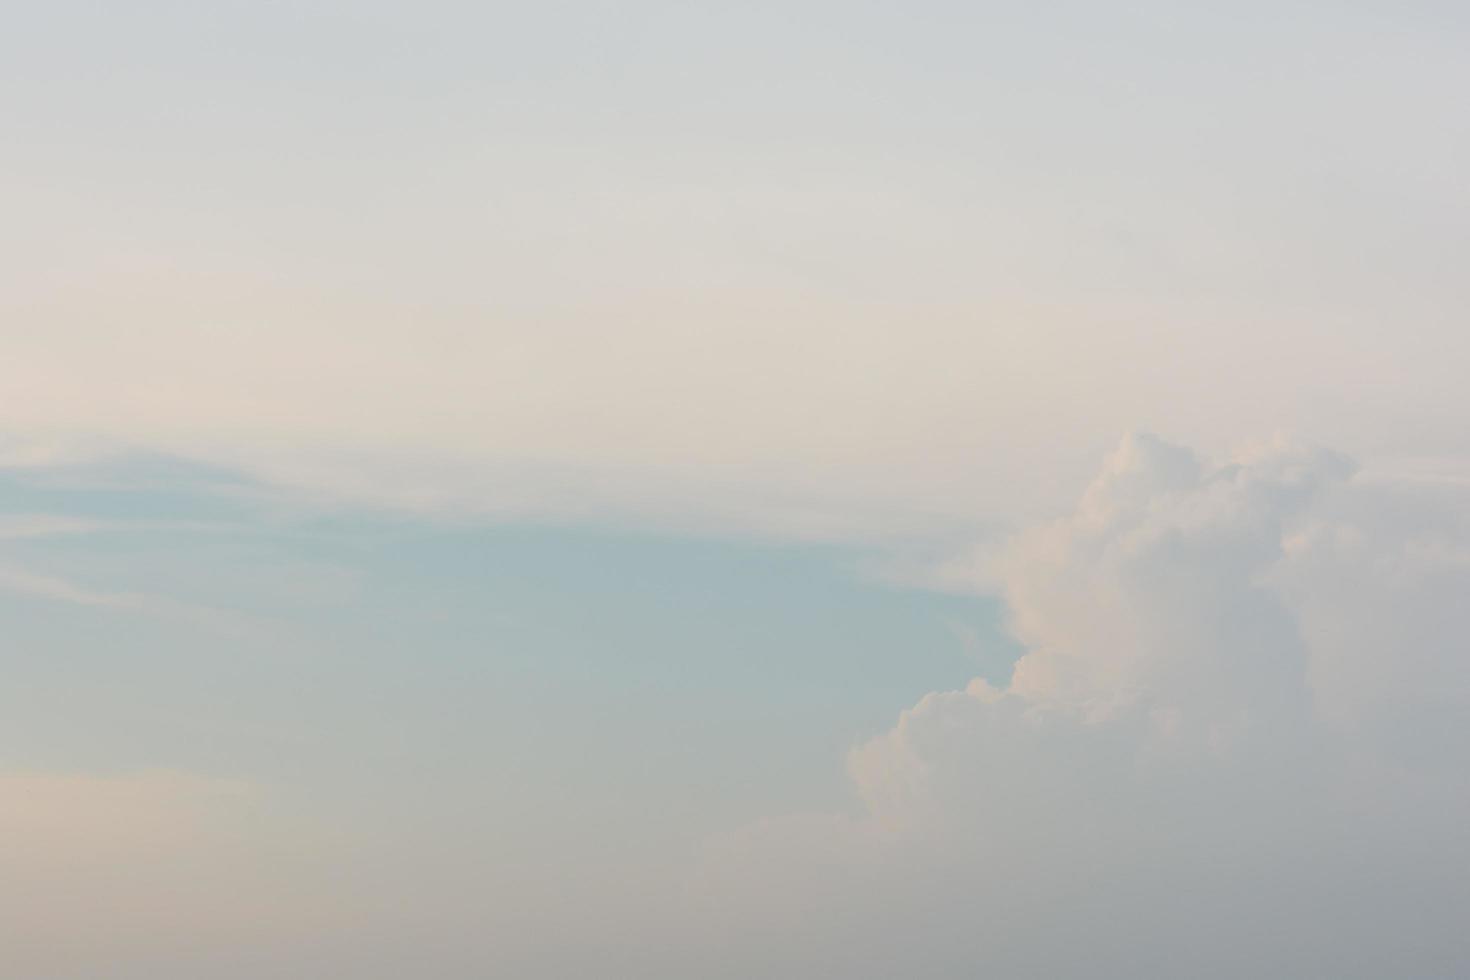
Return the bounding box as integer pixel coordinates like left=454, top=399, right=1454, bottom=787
left=850, top=433, right=1469, bottom=813
left=637, top=433, right=1470, bottom=978
left=0, top=563, right=149, bottom=610
left=0, top=513, right=104, bottom=539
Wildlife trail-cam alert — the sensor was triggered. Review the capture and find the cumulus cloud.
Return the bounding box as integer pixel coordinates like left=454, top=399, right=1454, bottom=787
left=850, top=433, right=1467, bottom=810
left=648, top=433, right=1470, bottom=979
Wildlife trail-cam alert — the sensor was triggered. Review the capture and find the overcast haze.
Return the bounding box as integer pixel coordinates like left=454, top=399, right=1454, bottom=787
left=4, top=2, right=1469, bottom=977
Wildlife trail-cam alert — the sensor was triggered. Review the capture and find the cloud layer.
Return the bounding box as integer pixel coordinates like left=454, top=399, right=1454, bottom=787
left=6, top=3, right=1470, bottom=539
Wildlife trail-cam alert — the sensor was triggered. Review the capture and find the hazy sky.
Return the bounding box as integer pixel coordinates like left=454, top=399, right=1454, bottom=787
left=4, top=2, right=1469, bottom=977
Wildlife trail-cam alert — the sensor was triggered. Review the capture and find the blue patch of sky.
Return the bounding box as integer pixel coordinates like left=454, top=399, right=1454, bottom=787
left=0, top=454, right=1019, bottom=831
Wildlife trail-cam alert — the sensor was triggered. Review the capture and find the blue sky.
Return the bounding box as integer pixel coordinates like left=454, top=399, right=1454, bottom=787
left=0, top=453, right=1013, bottom=838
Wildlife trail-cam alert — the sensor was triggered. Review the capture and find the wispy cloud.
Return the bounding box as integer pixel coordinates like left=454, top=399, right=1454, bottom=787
left=0, top=513, right=105, bottom=540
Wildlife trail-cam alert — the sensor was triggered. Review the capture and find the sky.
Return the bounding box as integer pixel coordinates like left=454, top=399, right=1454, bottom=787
left=3, top=2, right=1470, bottom=977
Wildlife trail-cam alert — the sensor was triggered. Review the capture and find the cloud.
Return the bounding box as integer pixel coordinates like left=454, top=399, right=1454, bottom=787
left=850, top=432, right=1469, bottom=810
left=0, top=545, right=300, bottom=648
left=640, top=433, right=1470, bottom=978
left=0, top=564, right=149, bottom=610
left=343, top=433, right=1464, bottom=979
left=0, top=513, right=105, bottom=539
left=0, top=562, right=268, bottom=638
